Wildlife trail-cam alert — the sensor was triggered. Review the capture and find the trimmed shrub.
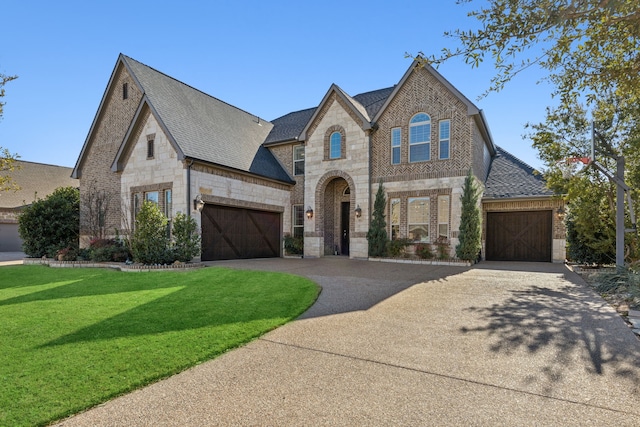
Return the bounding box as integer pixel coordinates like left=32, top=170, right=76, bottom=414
left=131, top=201, right=171, bottom=264
left=456, top=171, right=481, bottom=261
left=387, top=238, right=412, bottom=258
left=415, top=243, right=434, bottom=259
left=367, top=181, right=388, bottom=257
left=18, top=186, right=80, bottom=258
left=171, top=212, right=201, bottom=262
left=284, top=234, right=304, bottom=255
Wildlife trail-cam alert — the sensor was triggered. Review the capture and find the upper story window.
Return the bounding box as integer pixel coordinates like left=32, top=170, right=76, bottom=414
left=293, top=145, right=305, bottom=176
left=409, top=113, right=431, bottom=162
left=147, top=139, right=154, bottom=159
left=391, top=128, right=401, bottom=165
left=439, top=120, right=450, bottom=160
left=329, top=132, right=342, bottom=159
left=123, top=83, right=128, bottom=100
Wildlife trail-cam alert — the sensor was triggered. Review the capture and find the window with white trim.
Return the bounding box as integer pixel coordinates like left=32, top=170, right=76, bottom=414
left=437, top=195, right=450, bottom=238
left=408, top=197, right=429, bottom=242
left=390, top=198, right=400, bottom=240
left=293, top=145, right=305, bottom=175
left=292, top=205, right=304, bottom=238
left=329, top=132, right=342, bottom=159
left=391, top=128, right=401, bottom=165
left=439, top=120, right=450, bottom=160
left=409, top=113, right=430, bottom=162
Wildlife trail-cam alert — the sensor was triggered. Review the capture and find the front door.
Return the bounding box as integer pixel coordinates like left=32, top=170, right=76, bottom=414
left=341, top=202, right=350, bottom=256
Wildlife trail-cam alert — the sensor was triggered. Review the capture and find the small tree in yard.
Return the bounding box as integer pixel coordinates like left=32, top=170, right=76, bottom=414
left=131, top=201, right=170, bottom=264
left=172, top=212, right=201, bottom=262
left=18, top=186, right=80, bottom=258
left=367, top=181, right=388, bottom=257
left=456, top=171, right=482, bottom=261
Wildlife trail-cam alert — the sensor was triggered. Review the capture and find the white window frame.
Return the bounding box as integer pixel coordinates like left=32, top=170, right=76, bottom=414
left=391, top=127, right=401, bottom=165
left=292, top=205, right=304, bottom=238
left=293, top=145, right=305, bottom=176
left=437, top=195, right=450, bottom=238
left=439, top=120, right=450, bottom=160
left=409, top=113, right=431, bottom=163
left=408, top=197, right=430, bottom=243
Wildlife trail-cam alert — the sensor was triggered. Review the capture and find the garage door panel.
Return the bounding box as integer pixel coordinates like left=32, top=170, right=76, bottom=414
left=486, top=211, right=552, bottom=262
left=201, top=205, right=281, bottom=261
left=0, top=223, right=22, bottom=252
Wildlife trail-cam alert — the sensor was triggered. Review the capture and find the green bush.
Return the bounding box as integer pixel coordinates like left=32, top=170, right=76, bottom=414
left=456, top=171, right=481, bottom=261
left=415, top=243, right=434, bottom=259
left=171, top=212, right=201, bottom=262
left=131, top=201, right=171, bottom=264
left=18, top=186, right=80, bottom=258
left=387, top=238, right=412, bottom=257
left=284, top=234, right=304, bottom=255
left=88, top=238, right=130, bottom=262
left=367, top=181, right=388, bottom=257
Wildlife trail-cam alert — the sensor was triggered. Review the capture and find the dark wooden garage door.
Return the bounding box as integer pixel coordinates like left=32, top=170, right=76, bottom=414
left=486, top=211, right=552, bottom=262
left=201, top=205, right=281, bottom=261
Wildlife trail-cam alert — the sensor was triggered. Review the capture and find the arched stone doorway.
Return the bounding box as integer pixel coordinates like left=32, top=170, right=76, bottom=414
left=314, top=171, right=356, bottom=256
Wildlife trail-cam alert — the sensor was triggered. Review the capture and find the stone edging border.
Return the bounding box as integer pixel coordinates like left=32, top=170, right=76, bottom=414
left=369, top=257, right=472, bottom=267
left=23, top=258, right=205, bottom=272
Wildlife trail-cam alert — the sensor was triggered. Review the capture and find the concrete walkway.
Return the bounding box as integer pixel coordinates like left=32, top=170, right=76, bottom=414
left=55, top=258, right=640, bottom=426
left=0, top=251, right=24, bottom=266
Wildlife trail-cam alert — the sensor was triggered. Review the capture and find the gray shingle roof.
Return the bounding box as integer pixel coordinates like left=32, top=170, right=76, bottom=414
left=265, top=86, right=395, bottom=145
left=484, top=147, right=552, bottom=199
left=122, top=56, right=292, bottom=183
left=0, top=161, right=77, bottom=209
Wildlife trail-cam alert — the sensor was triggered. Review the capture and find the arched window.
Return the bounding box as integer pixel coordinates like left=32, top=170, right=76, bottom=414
left=330, top=132, right=342, bottom=159
left=409, top=113, right=431, bottom=162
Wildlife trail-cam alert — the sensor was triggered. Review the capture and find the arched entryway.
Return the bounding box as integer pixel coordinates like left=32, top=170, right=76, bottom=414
left=322, top=178, right=351, bottom=255
left=314, top=171, right=356, bottom=257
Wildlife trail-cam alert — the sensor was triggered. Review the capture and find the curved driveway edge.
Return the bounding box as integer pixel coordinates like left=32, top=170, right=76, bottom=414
left=55, top=258, right=640, bottom=426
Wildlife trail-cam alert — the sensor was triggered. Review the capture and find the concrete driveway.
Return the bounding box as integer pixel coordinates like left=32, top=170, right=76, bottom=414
left=55, top=258, right=640, bottom=426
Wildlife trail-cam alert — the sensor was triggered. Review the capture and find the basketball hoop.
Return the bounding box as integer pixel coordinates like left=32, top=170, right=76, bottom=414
left=557, top=156, right=591, bottom=179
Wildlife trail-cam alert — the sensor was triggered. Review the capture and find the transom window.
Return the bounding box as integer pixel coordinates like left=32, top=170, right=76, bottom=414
left=330, top=132, right=342, bottom=159
left=408, top=197, right=430, bottom=242
left=409, top=113, right=431, bottom=162
left=439, top=120, right=450, bottom=160
left=391, top=127, right=401, bottom=165
left=293, top=145, right=305, bottom=175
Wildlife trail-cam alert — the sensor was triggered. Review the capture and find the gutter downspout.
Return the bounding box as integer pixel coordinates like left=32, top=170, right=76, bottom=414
left=187, top=159, right=194, bottom=215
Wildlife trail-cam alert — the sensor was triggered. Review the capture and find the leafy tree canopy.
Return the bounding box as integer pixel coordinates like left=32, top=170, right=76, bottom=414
left=0, top=71, right=18, bottom=119
left=417, top=0, right=640, bottom=109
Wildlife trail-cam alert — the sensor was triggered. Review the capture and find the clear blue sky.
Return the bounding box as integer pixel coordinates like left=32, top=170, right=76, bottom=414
left=1, top=0, right=555, bottom=170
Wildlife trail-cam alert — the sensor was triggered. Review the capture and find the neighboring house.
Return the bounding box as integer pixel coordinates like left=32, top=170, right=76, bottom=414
left=72, top=54, right=565, bottom=262
left=0, top=161, right=78, bottom=251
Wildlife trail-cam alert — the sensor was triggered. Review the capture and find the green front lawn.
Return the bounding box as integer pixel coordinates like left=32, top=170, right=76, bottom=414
left=0, top=265, right=319, bottom=427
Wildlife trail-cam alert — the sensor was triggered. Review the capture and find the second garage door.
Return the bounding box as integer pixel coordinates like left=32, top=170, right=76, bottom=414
left=486, top=210, right=552, bottom=262
left=201, top=205, right=281, bottom=261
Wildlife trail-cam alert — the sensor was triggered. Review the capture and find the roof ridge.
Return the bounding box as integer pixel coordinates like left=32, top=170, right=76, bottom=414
left=121, top=54, right=271, bottom=124
left=14, top=160, right=74, bottom=169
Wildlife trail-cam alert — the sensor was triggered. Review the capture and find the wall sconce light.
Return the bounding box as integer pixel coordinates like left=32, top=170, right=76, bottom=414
left=354, top=205, right=362, bottom=218
left=194, top=195, right=205, bottom=212
left=556, top=205, right=566, bottom=217
left=306, top=206, right=314, bottom=219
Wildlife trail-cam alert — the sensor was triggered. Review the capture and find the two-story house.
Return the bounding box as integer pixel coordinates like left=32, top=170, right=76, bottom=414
left=72, top=54, right=565, bottom=263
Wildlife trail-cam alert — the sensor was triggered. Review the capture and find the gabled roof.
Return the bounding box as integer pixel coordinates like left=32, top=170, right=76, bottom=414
left=298, top=84, right=373, bottom=141
left=75, top=54, right=293, bottom=184
left=264, top=86, right=395, bottom=145
left=0, top=161, right=77, bottom=209
left=118, top=55, right=292, bottom=183
left=483, top=147, right=552, bottom=199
